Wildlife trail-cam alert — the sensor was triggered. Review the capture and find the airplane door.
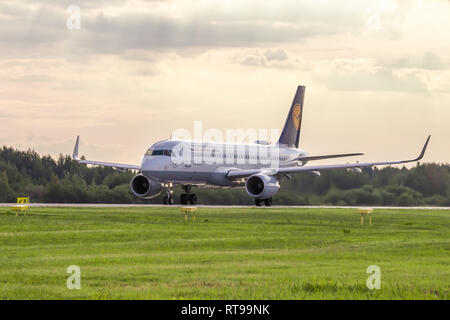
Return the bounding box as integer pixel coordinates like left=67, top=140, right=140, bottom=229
left=179, top=143, right=191, bottom=167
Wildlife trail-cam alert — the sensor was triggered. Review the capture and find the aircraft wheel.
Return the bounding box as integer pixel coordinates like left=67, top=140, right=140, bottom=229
left=180, top=193, right=189, bottom=205
left=264, top=198, right=272, bottom=206
left=255, top=199, right=263, bottom=206
left=163, top=195, right=175, bottom=205
left=189, top=194, right=198, bottom=205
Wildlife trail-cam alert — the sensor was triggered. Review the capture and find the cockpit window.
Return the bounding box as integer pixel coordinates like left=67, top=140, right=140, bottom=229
left=144, top=148, right=153, bottom=157
left=145, top=149, right=173, bottom=157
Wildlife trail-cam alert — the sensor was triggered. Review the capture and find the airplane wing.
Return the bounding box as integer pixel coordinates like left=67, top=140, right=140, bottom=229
left=298, top=152, right=363, bottom=162
left=72, top=136, right=141, bottom=171
left=227, top=135, right=430, bottom=180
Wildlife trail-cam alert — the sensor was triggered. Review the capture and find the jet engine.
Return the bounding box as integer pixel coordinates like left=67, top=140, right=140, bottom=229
left=245, top=174, right=280, bottom=199
left=130, top=174, right=163, bottom=199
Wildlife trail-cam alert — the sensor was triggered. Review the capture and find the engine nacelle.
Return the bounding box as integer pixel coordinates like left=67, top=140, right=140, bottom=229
left=245, top=174, right=280, bottom=200
left=130, top=174, right=163, bottom=199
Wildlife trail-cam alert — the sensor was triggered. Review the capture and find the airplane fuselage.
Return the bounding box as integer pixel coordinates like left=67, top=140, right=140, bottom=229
left=141, top=139, right=306, bottom=187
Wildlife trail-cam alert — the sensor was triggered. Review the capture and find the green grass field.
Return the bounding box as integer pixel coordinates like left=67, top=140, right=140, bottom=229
left=0, top=206, right=448, bottom=299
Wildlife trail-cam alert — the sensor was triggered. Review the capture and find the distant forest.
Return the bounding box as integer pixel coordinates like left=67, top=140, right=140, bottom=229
left=0, top=146, right=449, bottom=206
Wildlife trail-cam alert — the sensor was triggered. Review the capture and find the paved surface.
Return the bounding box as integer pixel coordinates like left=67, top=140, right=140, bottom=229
left=0, top=203, right=449, bottom=210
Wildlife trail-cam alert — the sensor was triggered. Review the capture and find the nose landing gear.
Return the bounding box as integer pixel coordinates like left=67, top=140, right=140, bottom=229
left=162, top=183, right=175, bottom=205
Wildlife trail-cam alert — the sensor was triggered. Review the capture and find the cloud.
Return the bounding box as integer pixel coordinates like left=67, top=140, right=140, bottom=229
left=0, top=0, right=408, bottom=56
left=422, top=52, right=445, bottom=70
left=240, top=54, right=268, bottom=67
left=378, top=52, right=448, bottom=71
left=207, top=50, right=441, bottom=92
left=320, top=67, right=427, bottom=92
left=231, top=48, right=306, bottom=69
left=264, top=48, right=288, bottom=61
left=0, top=0, right=449, bottom=164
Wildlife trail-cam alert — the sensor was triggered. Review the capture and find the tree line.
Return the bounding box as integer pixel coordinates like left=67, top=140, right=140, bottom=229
left=0, top=146, right=448, bottom=206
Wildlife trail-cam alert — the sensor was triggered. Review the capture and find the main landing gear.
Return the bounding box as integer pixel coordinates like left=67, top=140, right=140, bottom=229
left=180, top=185, right=198, bottom=205
left=255, top=198, right=272, bottom=206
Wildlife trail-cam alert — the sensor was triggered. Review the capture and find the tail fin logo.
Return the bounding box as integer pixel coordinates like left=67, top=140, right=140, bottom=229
left=292, top=104, right=302, bottom=130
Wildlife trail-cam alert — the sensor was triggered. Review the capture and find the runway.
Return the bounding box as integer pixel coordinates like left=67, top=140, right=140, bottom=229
left=0, top=203, right=449, bottom=210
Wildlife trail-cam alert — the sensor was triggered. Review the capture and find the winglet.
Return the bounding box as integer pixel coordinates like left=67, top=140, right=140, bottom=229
left=414, top=135, right=431, bottom=161
left=73, top=136, right=80, bottom=161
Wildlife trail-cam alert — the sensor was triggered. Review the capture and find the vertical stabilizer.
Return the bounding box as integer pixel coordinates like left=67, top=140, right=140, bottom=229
left=278, top=86, right=305, bottom=148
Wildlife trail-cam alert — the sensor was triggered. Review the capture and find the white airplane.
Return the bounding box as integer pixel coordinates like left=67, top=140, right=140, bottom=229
left=72, top=86, right=430, bottom=206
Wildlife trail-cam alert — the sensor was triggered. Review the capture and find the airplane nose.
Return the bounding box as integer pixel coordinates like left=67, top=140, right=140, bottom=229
left=141, top=156, right=169, bottom=171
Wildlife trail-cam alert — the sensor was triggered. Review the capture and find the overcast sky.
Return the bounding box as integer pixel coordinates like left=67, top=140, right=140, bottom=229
left=0, top=0, right=449, bottom=165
